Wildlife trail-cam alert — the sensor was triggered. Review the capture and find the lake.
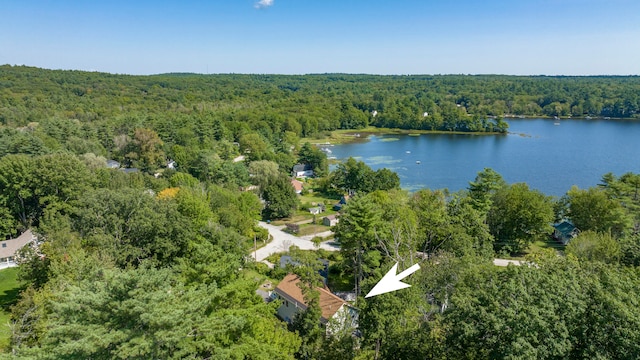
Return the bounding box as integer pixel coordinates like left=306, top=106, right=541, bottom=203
left=327, top=118, right=640, bottom=197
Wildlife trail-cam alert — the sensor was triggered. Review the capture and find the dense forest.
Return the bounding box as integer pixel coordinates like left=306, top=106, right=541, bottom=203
left=0, top=66, right=639, bottom=359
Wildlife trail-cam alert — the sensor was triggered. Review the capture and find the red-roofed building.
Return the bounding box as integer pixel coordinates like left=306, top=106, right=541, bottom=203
left=291, top=179, right=303, bottom=194
left=274, top=274, right=358, bottom=334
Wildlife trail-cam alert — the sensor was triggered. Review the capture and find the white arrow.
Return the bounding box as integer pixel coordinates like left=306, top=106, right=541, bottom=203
left=365, top=262, right=421, bottom=298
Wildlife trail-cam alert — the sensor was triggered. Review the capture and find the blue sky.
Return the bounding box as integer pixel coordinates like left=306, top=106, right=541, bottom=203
left=2, top=0, right=639, bottom=75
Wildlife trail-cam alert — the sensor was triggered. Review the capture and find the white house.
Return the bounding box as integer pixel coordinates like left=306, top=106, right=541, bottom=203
left=292, top=164, right=314, bottom=178
left=0, top=230, right=36, bottom=269
left=273, top=274, right=358, bottom=334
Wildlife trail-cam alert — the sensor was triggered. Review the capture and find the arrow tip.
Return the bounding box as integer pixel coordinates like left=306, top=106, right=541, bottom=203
left=365, top=262, right=420, bottom=298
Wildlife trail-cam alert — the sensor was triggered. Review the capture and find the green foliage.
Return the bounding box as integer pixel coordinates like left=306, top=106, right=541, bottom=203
left=72, top=188, right=193, bottom=268
left=262, top=175, right=298, bottom=220
left=488, top=183, right=554, bottom=254
left=0, top=153, right=91, bottom=229
left=248, top=159, right=280, bottom=191
left=12, top=263, right=300, bottom=359
left=566, top=230, right=620, bottom=264
left=468, top=167, right=506, bottom=214
left=334, top=195, right=384, bottom=297
left=329, top=157, right=399, bottom=195
left=168, top=171, right=199, bottom=188
left=620, top=234, right=640, bottom=267
left=566, top=185, right=633, bottom=238
left=0, top=206, right=17, bottom=239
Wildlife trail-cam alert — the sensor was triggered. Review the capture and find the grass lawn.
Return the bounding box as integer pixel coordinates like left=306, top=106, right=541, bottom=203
left=502, top=238, right=566, bottom=260
left=297, top=224, right=330, bottom=237
left=271, top=214, right=312, bottom=226
left=529, top=238, right=565, bottom=255
left=0, top=267, right=23, bottom=352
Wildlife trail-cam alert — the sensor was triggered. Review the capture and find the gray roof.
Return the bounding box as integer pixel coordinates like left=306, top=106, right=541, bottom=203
left=293, top=164, right=313, bottom=172
left=553, top=220, right=576, bottom=237
left=0, top=230, right=35, bottom=259
left=106, top=160, right=121, bottom=169
left=120, top=167, right=139, bottom=174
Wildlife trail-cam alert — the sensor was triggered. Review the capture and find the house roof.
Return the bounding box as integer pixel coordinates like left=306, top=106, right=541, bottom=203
left=323, top=215, right=338, bottom=221
left=274, top=274, right=347, bottom=322
left=291, top=179, right=303, bottom=193
left=293, top=164, right=313, bottom=172
left=120, top=167, right=139, bottom=174
left=0, top=230, right=35, bottom=259
left=553, top=220, right=577, bottom=237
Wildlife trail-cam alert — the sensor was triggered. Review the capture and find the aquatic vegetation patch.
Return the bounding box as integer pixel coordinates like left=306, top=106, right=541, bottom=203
left=366, top=156, right=403, bottom=166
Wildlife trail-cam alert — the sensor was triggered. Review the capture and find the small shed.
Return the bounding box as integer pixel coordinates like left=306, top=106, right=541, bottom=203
left=323, top=215, right=338, bottom=227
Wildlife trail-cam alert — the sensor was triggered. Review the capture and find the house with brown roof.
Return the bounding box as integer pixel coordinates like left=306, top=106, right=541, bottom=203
left=274, top=274, right=358, bottom=334
left=291, top=179, right=304, bottom=194
left=0, top=230, right=36, bottom=269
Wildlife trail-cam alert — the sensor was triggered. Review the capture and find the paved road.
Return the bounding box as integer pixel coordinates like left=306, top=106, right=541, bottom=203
left=493, top=258, right=523, bottom=267
left=254, top=222, right=339, bottom=261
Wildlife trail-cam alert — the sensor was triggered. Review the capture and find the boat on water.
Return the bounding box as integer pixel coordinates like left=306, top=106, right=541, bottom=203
left=416, top=160, right=421, bottom=164
left=406, top=151, right=411, bottom=154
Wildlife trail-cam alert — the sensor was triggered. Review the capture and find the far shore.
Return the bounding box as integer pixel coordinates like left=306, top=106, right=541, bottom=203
left=303, top=116, right=639, bottom=145
left=303, top=126, right=505, bottom=145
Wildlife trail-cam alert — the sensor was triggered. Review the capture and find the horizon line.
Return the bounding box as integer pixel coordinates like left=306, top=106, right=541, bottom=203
left=3, top=64, right=640, bottom=78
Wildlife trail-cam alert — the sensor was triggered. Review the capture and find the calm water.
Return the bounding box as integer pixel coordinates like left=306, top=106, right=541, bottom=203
left=327, top=119, right=640, bottom=197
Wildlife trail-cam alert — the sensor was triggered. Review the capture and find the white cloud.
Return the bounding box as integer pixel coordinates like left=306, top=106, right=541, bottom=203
left=254, top=0, right=274, bottom=9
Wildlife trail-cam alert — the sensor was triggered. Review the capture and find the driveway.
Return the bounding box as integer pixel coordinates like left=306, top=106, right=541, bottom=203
left=254, top=222, right=339, bottom=261
left=493, top=258, right=523, bottom=267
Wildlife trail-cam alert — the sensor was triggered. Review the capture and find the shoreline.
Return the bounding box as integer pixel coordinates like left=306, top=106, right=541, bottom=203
left=304, top=116, right=640, bottom=145
left=304, top=127, right=506, bottom=145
